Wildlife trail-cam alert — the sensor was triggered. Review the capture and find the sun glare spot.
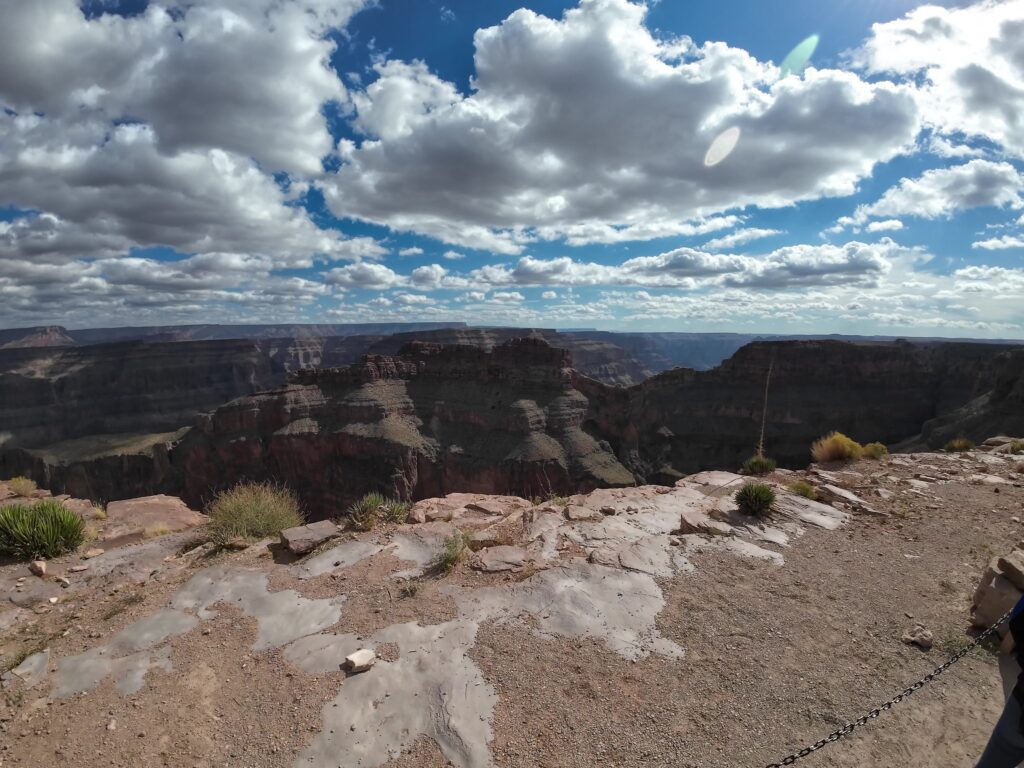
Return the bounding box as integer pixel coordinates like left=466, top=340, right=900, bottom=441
left=780, top=34, right=820, bottom=78
left=703, top=126, right=741, bottom=167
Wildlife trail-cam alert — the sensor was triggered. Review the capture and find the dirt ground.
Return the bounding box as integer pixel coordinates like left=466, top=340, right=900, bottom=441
left=2, top=452, right=1022, bottom=768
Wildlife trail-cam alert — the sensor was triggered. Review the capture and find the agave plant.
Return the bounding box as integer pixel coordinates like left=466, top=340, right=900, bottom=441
left=734, top=483, right=776, bottom=518
left=0, top=500, right=86, bottom=559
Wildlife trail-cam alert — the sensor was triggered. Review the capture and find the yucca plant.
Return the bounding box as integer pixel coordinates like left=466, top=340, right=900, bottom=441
left=347, top=492, right=387, bottom=531
left=862, top=442, right=889, bottom=460
left=206, top=481, right=304, bottom=546
left=379, top=498, right=411, bottom=524
left=740, top=455, right=777, bottom=476
left=0, top=500, right=85, bottom=559
left=734, top=483, right=776, bottom=518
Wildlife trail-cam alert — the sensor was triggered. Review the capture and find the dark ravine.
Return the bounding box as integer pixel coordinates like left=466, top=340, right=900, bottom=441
left=2, top=337, right=1021, bottom=516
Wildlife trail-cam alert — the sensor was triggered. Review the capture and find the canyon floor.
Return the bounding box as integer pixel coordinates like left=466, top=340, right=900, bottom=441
left=2, top=450, right=1023, bottom=768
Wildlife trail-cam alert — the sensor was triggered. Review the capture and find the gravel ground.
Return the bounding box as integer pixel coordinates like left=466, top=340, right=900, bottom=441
left=1, top=452, right=1022, bottom=768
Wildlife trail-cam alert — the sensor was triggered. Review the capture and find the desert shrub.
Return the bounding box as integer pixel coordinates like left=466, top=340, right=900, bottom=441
left=347, top=492, right=387, bottom=531
left=0, top=499, right=86, bottom=559
left=433, top=531, right=468, bottom=574
left=740, top=455, right=777, bottom=476
left=379, top=498, right=411, bottom=524
left=945, top=437, right=975, bottom=452
left=734, top=483, right=776, bottom=518
left=788, top=481, right=818, bottom=500
left=7, top=476, right=37, bottom=498
left=206, top=481, right=303, bottom=546
left=1009, top=440, right=1024, bottom=455
left=862, top=442, right=889, bottom=460
left=811, top=432, right=863, bottom=463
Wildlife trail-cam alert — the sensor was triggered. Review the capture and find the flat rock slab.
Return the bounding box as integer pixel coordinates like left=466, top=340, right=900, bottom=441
left=1, top=648, right=49, bottom=689
left=281, top=520, right=341, bottom=555
left=471, top=545, right=530, bottom=572
left=103, top=495, right=208, bottom=539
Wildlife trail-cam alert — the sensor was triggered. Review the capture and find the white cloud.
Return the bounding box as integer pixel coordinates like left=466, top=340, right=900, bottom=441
left=841, top=159, right=1023, bottom=229
left=541, top=290, right=558, bottom=299
left=490, top=291, right=525, bottom=304
left=854, top=0, right=1024, bottom=159
left=0, top=118, right=382, bottom=266
left=325, top=262, right=403, bottom=290
left=442, top=250, right=466, bottom=261
left=398, top=246, right=425, bottom=257
left=324, top=0, right=920, bottom=252
left=701, top=228, right=782, bottom=252
left=0, top=0, right=366, bottom=176
left=973, top=235, right=1024, bottom=250
left=866, top=219, right=904, bottom=233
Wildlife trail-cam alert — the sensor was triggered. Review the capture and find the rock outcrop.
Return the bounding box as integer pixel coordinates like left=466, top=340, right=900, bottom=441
left=174, top=338, right=635, bottom=516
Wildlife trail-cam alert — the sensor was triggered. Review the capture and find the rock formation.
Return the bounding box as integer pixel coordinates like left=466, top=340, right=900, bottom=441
left=174, top=338, right=635, bottom=516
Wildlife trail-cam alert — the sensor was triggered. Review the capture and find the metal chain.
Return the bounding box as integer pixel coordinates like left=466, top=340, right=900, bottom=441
left=763, top=608, right=1014, bottom=768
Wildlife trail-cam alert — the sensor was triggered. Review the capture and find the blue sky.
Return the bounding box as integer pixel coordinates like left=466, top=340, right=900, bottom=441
left=1, top=0, right=1023, bottom=336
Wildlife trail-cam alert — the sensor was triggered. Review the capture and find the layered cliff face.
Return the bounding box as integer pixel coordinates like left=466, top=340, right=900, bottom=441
left=0, top=339, right=285, bottom=448
left=579, top=339, right=1017, bottom=481
left=174, top=339, right=635, bottom=516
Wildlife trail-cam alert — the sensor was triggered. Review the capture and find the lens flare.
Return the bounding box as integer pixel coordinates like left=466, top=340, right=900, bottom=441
left=780, top=34, right=820, bottom=79
left=703, top=126, right=741, bottom=167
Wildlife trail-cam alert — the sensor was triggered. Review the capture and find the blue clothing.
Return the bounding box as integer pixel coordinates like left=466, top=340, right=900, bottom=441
left=976, top=595, right=1024, bottom=768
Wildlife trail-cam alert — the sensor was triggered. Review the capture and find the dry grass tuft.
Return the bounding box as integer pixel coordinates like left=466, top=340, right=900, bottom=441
left=811, top=432, right=863, bottom=463
left=206, top=481, right=304, bottom=547
left=6, top=476, right=37, bottom=498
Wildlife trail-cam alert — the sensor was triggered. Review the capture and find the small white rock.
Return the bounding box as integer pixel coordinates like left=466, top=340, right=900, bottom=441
left=344, top=648, right=376, bottom=674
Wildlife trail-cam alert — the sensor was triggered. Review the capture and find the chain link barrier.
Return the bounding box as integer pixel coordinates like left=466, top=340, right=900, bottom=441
left=763, top=608, right=1014, bottom=767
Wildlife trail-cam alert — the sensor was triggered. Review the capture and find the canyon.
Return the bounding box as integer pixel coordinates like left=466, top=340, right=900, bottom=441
left=2, top=329, right=1021, bottom=517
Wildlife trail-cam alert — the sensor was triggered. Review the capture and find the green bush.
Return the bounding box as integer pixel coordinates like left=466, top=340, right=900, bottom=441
left=788, top=481, right=818, bottom=500
left=862, top=442, right=889, bottom=460
left=740, top=455, right=777, bottom=476
left=734, top=483, right=776, bottom=518
left=433, top=531, right=468, bottom=574
left=945, top=437, right=975, bottom=452
left=0, top=499, right=85, bottom=559
left=347, top=492, right=387, bottom=531
left=1008, top=440, right=1024, bottom=455
left=206, top=482, right=304, bottom=546
left=6, top=476, right=37, bottom=498
left=811, top=432, right=863, bottom=463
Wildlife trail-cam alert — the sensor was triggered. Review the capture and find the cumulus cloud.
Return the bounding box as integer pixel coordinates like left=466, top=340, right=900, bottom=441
left=701, top=228, right=783, bottom=252
left=323, top=0, right=920, bottom=252
left=0, top=0, right=364, bottom=175
left=865, top=219, right=904, bottom=233
left=468, top=240, right=895, bottom=290
left=0, top=119, right=383, bottom=266
left=973, top=235, right=1024, bottom=250
left=854, top=0, right=1024, bottom=159
left=837, top=159, right=1024, bottom=230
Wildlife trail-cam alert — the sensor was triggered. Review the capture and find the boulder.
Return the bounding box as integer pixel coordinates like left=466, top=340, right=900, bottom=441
left=29, top=560, right=46, bottom=577
left=280, top=520, right=342, bottom=555
left=973, top=562, right=1023, bottom=635
left=344, top=649, right=376, bottom=673
left=103, top=494, right=208, bottom=540
left=999, top=550, right=1024, bottom=592
left=902, top=625, right=934, bottom=650
left=465, top=497, right=531, bottom=517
